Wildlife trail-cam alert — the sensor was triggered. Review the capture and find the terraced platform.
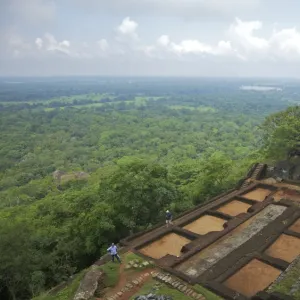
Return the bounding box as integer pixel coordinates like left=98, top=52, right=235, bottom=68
left=120, top=163, right=300, bottom=300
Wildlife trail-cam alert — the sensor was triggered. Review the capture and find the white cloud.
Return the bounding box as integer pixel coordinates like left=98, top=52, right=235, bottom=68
left=148, top=18, right=300, bottom=62
left=157, top=35, right=171, bottom=47
left=34, top=33, right=73, bottom=56
left=4, top=15, right=300, bottom=76
left=171, top=40, right=213, bottom=55
left=35, top=37, right=43, bottom=49
left=228, top=18, right=300, bottom=61
left=270, top=28, right=300, bottom=59
left=60, top=40, right=70, bottom=47
left=216, top=40, right=234, bottom=55
left=228, top=18, right=269, bottom=56
left=154, top=35, right=235, bottom=58
left=116, top=17, right=139, bottom=41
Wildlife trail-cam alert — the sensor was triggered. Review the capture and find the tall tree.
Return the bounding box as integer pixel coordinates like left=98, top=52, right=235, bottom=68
left=261, top=106, right=300, bottom=160
left=0, top=218, right=45, bottom=300
left=98, top=158, right=180, bottom=234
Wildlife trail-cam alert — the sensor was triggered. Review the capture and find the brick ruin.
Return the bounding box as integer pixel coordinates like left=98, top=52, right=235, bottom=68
left=120, top=162, right=300, bottom=300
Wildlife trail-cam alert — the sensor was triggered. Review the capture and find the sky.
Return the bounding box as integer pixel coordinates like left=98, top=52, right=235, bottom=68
left=1, top=0, right=300, bottom=77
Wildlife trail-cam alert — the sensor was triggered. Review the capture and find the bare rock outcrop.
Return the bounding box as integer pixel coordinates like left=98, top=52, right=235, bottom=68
left=53, top=170, right=66, bottom=181
left=73, top=266, right=104, bottom=300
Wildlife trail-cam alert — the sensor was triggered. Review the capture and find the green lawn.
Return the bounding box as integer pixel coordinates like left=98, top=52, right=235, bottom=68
left=99, top=261, right=121, bottom=288
left=1, top=93, right=113, bottom=107
left=169, top=105, right=216, bottom=112
left=123, top=252, right=145, bottom=265
left=2, top=94, right=164, bottom=111
left=98, top=252, right=146, bottom=288
left=268, top=258, right=300, bottom=299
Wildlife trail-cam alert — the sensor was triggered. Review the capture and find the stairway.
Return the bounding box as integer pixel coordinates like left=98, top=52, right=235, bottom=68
left=250, top=163, right=266, bottom=180
left=240, top=163, right=266, bottom=190
left=240, top=180, right=251, bottom=189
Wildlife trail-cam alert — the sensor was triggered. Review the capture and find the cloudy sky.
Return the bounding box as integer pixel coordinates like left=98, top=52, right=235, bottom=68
left=1, top=0, right=300, bottom=77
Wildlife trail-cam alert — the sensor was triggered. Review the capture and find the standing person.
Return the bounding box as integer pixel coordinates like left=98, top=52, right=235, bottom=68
left=165, top=210, right=173, bottom=227
left=107, top=243, right=121, bottom=263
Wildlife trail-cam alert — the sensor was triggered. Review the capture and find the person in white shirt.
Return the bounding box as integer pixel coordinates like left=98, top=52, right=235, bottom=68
left=107, top=243, right=121, bottom=263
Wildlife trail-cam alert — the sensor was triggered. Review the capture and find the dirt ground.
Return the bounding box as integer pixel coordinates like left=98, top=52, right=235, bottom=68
left=273, top=190, right=300, bottom=203
left=98, top=263, right=154, bottom=300
left=265, top=234, right=300, bottom=263
left=224, top=259, right=281, bottom=297
left=183, top=215, right=226, bottom=235
left=175, top=204, right=286, bottom=277
left=140, top=233, right=191, bottom=259
left=242, top=188, right=272, bottom=201
left=217, top=200, right=251, bottom=217
left=289, top=218, right=300, bottom=233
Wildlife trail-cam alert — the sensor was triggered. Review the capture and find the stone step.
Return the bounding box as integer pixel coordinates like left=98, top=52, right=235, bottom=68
left=104, top=271, right=207, bottom=300
left=151, top=271, right=206, bottom=300
left=104, top=272, right=150, bottom=300
left=250, top=164, right=265, bottom=179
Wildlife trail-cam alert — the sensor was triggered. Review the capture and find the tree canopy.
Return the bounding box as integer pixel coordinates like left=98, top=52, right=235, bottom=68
left=0, top=78, right=298, bottom=299
left=261, top=106, right=300, bottom=160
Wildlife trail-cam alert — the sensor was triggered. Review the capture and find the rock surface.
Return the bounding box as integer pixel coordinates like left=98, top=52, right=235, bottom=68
left=73, top=266, right=104, bottom=300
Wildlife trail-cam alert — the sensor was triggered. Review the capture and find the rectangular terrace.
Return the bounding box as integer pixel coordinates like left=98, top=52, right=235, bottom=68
left=265, top=233, right=300, bottom=263
left=216, top=199, right=252, bottom=217
left=182, top=215, right=227, bottom=235
left=224, top=259, right=281, bottom=298
left=242, top=187, right=273, bottom=202
left=139, top=233, right=191, bottom=259
left=175, top=204, right=286, bottom=278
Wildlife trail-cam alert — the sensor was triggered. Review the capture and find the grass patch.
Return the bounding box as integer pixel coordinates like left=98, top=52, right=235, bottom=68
left=269, top=258, right=300, bottom=299
left=169, top=105, right=196, bottom=111
left=33, top=269, right=87, bottom=300
left=74, top=102, right=105, bottom=108
left=122, top=251, right=155, bottom=271
left=169, top=105, right=216, bottom=112
left=193, top=284, right=222, bottom=300
left=99, top=261, right=121, bottom=288
left=123, top=252, right=145, bottom=265
left=130, top=279, right=193, bottom=300
left=197, top=106, right=217, bottom=113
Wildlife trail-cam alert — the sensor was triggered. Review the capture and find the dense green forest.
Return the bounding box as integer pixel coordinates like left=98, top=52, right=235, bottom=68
left=0, top=77, right=299, bottom=299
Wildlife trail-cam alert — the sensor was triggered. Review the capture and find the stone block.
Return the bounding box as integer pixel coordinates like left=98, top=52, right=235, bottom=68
left=142, top=261, right=150, bottom=267
left=73, top=268, right=104, bottom=300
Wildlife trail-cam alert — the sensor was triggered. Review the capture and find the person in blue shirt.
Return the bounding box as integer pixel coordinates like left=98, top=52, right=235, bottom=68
left=165, top=210, right=173, bottom=227
left=107, top=243, right=121, bottom=263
